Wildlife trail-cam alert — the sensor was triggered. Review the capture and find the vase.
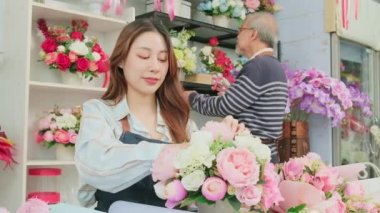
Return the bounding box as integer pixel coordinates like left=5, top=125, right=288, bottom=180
left=197, top=201, right=239, bottom=213
left=60, top=72, right=96, bottom=87
left=278, top=121, right=309, bottom=162
left=55, top=144, right=75, bottom=161
left=212, top=15, right=230, bottom=28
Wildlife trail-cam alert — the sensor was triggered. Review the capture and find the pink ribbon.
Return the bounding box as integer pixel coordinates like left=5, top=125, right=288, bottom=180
left=154, top=0, right=162, bottom=12
left=354, top=0, right=359, bottom=20
left=166, top=0, right=175, bottom=21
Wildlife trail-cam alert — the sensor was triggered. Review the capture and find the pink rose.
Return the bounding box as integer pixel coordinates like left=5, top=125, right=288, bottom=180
left=70, top=31, right=84, bottom=41
left=283, top=158, right=304, bottom=181
left=236, top=185, right=262, bottom=206
left=244, top=0, right=260, bottom=12
left=67, top=130, right=77, bottom=144
left=344, top=181, right=365, bottom=197
left=35, top=133, right=44, bottom=143
left=54, top=130, right=69, bottom=144
left=217, top=147, right=259, bottom=188
left=68, top=51, right=78, bottom=62
left=41, top=38, right=57, bottom=53
left=76, top=57, right=90, bottom=72
left=16, top=198, right=49, bottom=213
left=92, top=43, right=103, bottom=53
left=43, top=131, right=54, bottom=142
left=201, top=121, right=234, bottom=141
left=96, top=60, right=109, bottom=73
left=152, top=145, right=181, bottom=182
left=44, top=52, right=58, bottom=65
left=56, top=53, right=71, bottom=70
left=164, top=180, right=187, bottom=209
left=208, top=37, right=219, bottom=47
left=201, top=177, right=227, bottom=201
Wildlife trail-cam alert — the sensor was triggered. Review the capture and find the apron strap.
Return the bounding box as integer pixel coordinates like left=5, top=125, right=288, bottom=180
left=120, top=117, right=130, bottom=132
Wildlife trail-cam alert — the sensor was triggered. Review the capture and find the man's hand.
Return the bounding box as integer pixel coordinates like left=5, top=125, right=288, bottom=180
left=182, top=90, right=195, bottom=104
left=222, top=115, right=249, bottom=135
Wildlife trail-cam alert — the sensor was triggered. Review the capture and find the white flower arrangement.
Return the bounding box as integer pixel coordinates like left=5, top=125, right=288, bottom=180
left=197, top=0, right=246, bottom=21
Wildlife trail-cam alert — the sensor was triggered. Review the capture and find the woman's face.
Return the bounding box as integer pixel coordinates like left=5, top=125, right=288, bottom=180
left=121, top=31, right=169, bottom=96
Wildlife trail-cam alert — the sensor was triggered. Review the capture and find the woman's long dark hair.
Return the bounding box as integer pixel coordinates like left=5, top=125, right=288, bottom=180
left=102, top=19, right=190, bottom=143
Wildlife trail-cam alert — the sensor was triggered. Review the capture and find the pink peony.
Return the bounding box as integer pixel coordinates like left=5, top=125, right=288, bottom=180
left=43, top=131, right=54, bottom=142
left=344, top=181, right=365, bottom=197
left=235, top=185, right=262, bottom=206
left=245, top=0, right=260, bottom=12
left=54, top=130, right=69, bottom=144
left=201, top=121, right=234, bottom=141
left=325, top=192, right=346, bottom=213
left=313, top=167, right=341, bottom=192
left=67, top=130, right=77, bottom=143
left=164, top=180, right=187, bottom=209
left=16, top=198, right=49, bottom=213
left=152, top=145, right=181, bottom=182
left=217, top=147, right=259, bottom=188
left=283, top=158, right=304, bottom=181
left=201, top=177, right=227, bottom=201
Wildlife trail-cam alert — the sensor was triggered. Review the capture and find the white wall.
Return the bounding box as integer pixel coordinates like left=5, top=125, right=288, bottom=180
left=276, top=0, right=333, bottom=163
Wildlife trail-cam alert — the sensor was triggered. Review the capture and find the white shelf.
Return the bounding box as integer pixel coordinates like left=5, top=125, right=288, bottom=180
left=31, top=2, right=126, bottom=32
left=27, top=160, right=75, bottom=166
left=29, top=81, right=106, bottom=94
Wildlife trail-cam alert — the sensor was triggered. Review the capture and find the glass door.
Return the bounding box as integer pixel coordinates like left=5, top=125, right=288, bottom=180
left=332, top=35, right=379, bottom=167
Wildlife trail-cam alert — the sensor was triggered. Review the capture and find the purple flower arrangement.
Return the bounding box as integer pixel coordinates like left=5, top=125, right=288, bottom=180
left=285, top=67, right=353, bottom=127
left=347, top=82, right=372, bottom=117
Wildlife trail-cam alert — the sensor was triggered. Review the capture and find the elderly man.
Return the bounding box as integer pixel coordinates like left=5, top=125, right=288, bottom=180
left=185, top=12, right=288, bottom=163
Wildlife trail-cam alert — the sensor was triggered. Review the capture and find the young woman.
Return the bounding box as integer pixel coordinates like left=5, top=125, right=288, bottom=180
left=75, top=19, right=245, bottom=212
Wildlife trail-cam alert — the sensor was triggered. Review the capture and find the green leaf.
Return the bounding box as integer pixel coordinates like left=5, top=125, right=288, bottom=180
left=196, top=195, right=214, bottom=205
left=287, top=204, right=306, bottom=213
left=226, top=197, right=241, bottom=212
left=180, top=197, right=196, bottom=208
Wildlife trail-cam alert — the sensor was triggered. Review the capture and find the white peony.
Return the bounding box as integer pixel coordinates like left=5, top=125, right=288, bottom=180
left=189, top=131, right=213, bottom=146
left=234, top=134, right=262, bottom=150
left=55, top=113, right=77, bottom=129
left=69, top=40, right=89, bottom=56
left=153, top=182, right=167, bottom=199
left=251, top=143, right=271, bottom=162
left=57, top=45, right=66, bottom=53
left=181, top=170, right=206, bottom=191
left=212, top=0, right=220, bottom=8
left=201, top=46, right=212, bottom=56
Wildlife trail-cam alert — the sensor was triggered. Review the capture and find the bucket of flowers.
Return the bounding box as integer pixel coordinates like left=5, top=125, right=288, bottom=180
left=152, top=121, right=283, bottom=213
left=37, top=19, right=109, bottom=86
left=170, top=29, right=197, bottom=77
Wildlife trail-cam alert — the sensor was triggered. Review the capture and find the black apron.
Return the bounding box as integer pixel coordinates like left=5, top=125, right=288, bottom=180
left=94, top=127, right=167, bottom=212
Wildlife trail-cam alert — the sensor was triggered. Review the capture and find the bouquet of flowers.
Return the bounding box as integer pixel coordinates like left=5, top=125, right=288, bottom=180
left=35, top=105, right=81, bottom=148
left=275, top=153, right=379, bottom=212
left=0, top=129, right=16, bottom=168
left=285, top=67, right=353, bottom=127
left=244, top=0, right=281, bottom=13
left=37, top=19, right=109, bottom=80
left=152, top=121, right=283, bottom=212
left=170, top=29, right=197, bottom=75
left=197, top=0, right=246, bottom=21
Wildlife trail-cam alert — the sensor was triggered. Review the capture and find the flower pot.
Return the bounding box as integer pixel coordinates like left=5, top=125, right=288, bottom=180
left=212, top=15, right=230, bottom=28
left=55, top=145, right=74, bottom=161
left=60, top=72, right=96, bottom=87
left=197, top=201, right=239, bottom=213
left=278, top=121, right=309, bottom=162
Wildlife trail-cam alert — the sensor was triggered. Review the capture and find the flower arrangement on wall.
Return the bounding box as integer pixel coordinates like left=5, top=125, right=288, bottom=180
left=170, top=29, right=197, bottom=75
left=37, top=19, right=109, bottom=81
left=152, top=121, right=283, bottom=211
left=244, top=0, right=281, bottom=14
left=35, top=105, right=81, bottom=148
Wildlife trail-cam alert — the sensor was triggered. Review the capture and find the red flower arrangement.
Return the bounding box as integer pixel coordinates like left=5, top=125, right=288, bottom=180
left=199, top=37, right=236, bottom=94
left=37, top=19, right=109, bottom=81
left=0, top=128, right=16, bottom=169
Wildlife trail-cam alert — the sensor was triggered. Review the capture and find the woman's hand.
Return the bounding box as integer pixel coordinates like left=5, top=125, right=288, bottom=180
left=222, top=115, right=249, bottom=135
